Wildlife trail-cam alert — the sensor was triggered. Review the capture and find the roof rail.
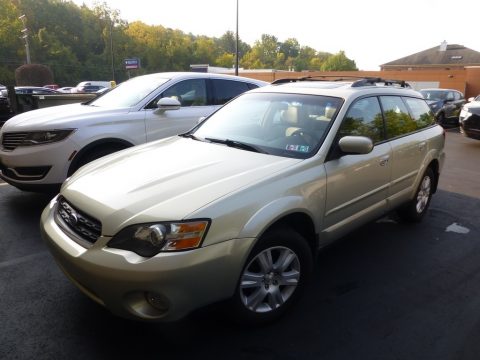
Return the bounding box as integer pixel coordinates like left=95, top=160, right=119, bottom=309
left=271, top=75, right=364, bottom=85
left=351, top=77, right=410, bottom=88
left=272, top=76, right=410, bottom=88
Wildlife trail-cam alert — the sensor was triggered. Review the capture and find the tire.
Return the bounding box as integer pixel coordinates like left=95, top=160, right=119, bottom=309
left=229, top=227, right=313, bottom=325
left=68, top=145, right=125, bottom=176
left=397, top=167, right=435, bottom=222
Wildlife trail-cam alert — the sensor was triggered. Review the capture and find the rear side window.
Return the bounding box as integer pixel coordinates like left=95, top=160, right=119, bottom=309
left=212, top=79, right=251, bottom=105
left=380, top=96, right=416, bottom=139
left=403, top=97, right=435, bottom=129
left=339, top=97, right=384, bottom=144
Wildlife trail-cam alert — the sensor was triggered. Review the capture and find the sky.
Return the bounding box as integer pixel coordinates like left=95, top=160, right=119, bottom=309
left=71, top=0, right=479, bottom=71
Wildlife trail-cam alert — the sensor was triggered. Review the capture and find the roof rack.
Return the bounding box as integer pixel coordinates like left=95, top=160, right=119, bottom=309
left=271, top=76, right=410, bottom=88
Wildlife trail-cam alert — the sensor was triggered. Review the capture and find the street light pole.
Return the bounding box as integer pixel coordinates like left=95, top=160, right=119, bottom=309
left=19, top=15, right=31, bottom=64
left=110, top=18, right=115, bottom=82
left=235, top=0, right=239, bottom=76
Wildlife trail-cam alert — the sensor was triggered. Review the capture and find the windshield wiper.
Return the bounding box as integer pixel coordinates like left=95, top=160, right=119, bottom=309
left=179, top=133, right=205, bottom=142
left=205, top=137, right=265, bottom=153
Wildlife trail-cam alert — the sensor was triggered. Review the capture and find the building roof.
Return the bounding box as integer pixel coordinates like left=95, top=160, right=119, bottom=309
left=382, top=42, right=480, bottom=68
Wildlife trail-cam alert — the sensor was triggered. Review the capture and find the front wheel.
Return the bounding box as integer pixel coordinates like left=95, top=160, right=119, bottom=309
left=229, top=227, right=313, bottom=325
left=397, top=167, right=435, bottom=222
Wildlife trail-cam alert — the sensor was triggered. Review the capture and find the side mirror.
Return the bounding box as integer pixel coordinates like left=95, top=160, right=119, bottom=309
left=468, top=97, right=474, bottom=102
left=156, top=97, right=181, bottom=112
left=338, top=136, right=373, bottom=155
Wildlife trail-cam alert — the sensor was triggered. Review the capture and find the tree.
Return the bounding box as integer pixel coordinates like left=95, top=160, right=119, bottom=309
left=215, top=53, right=235, bottom=68
left=279, top=38, right=300, bottom=59
left=321, top=51, right=358, bottom=71
left=15, top=63, right=53, bottom=85
left=294, top=46, right=318, bottom=71
left=0, top=1, right=23, bottom=83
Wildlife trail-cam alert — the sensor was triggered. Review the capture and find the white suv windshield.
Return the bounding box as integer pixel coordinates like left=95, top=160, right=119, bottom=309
left=193, top=92, right=343, bottom=159
left=89, top=75, right=170, bottom=108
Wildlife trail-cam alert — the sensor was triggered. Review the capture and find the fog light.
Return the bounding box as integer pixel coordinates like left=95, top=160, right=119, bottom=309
left=145, top=292, right=169, bottom=312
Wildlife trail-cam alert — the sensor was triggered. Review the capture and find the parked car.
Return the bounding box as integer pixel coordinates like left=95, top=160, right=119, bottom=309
left=57, top=87, right=74, bottom=93
left=459, top=95, right=480, bottom=140
left=72, top=81, right=113, bottom=93
left=43, top=84, right=59, bottom=90
left=0, top=72, right=267, bottom=191
left=0, top=95, right=12, bottom=127
left=40, top=77, right=445, bottom=324
left=13, top=86, right=60, bottom=94
left=419, top=88, right=465, bottom=126
left=75, top=84, right=106, bottom=93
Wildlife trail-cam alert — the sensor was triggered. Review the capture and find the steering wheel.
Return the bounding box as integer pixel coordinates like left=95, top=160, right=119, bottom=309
left=290, top=128, right=316, bottom=145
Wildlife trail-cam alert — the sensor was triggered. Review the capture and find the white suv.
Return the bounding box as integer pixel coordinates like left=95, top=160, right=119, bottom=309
left=0, top=72, right=267, bottom=191
left=41, top=77, right=445, bottom=324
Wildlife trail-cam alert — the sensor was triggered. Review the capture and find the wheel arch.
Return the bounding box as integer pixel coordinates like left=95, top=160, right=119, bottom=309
left=264, top=212, right=318, bottom=255
left=68, top=138, right=134, bottom=176
left=428, top=159, right=440, bottom=193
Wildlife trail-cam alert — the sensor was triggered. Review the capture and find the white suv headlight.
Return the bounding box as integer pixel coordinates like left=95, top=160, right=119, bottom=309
left=107, top=220, right=210, bottom=257
left=20, top=129, right=75, bottom=146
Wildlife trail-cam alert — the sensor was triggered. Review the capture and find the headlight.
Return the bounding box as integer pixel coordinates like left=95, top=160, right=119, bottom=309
left=20, top=129, right=75, bottom=146
left=107, top=220, right=210, bottom=257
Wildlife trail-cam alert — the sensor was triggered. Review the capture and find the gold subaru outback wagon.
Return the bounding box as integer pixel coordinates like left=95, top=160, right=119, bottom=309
left=41, top=77, right=445, bottom=324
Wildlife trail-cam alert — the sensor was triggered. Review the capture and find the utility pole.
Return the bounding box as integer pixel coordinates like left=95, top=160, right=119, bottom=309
left=110, top=18, right=115, bottom=82
left=19, top=14, right=31, bottom=64
left=235, top=0, right=239, bottom=76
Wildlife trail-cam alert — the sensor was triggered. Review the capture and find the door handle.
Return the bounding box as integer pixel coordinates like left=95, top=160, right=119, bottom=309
left=379, top=155, right=389, bottom=166
left=418, top=141, right=426, bottom=151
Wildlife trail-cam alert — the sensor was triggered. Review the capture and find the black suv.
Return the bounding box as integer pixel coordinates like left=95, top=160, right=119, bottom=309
left=0, top=86, right=12, bottom=127
left=420, top=88, right=465, bottom=126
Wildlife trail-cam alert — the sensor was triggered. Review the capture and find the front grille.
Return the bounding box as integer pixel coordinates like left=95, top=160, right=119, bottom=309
left=55, top=196, right=102, bottom=245
left=2, top=132, right=28, bottom=151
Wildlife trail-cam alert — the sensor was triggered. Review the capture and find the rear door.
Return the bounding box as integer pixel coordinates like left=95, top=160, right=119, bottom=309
left=381, top=96, right=432, bottom=208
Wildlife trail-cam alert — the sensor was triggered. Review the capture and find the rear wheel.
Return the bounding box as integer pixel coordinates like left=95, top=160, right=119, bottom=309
left=397, top=167, right=435, bottom=222
left=229, top=227, right=313, bottom=325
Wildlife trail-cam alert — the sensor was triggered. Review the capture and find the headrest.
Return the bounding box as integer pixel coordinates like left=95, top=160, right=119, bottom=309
left=281, top=106, right=298, bottom=125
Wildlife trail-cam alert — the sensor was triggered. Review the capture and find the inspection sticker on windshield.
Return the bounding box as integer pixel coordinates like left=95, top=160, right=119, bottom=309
left=286, top=145, right=310, bottom=152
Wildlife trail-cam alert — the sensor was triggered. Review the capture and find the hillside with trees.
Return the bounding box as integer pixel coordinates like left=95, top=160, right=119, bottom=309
left=0, top=0, right=358, bottom=86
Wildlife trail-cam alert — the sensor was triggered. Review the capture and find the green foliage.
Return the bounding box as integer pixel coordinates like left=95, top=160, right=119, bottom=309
left=321, top=51, right=358, bottom=71
left=0, top=0, right=358, bottom=86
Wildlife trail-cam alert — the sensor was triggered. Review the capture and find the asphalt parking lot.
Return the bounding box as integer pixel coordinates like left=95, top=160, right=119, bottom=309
left=1, top=129, right=480, bottom=360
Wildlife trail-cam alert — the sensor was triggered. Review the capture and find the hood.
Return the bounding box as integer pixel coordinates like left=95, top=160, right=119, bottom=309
left=1, top=103, right=130, bottom=131
left=62, top=137, right=300, bottom=235
left=464, top=101, right=480, bottom=110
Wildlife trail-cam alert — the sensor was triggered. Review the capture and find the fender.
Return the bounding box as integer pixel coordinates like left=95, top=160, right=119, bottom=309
left=238, top=195, right=319, bottom=240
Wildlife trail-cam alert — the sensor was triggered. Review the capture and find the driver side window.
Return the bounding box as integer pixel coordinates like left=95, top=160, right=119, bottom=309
left=160, top=79, right=207, bottom=107
left=339, top=97, right=384, bottom=144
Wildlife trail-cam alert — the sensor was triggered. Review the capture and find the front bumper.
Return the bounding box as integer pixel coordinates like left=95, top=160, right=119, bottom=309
left=459, top=112, right=480, bottom=140
left=40, top=198, right=254, bottom=322
left=0, top=138, right=77, bottom=190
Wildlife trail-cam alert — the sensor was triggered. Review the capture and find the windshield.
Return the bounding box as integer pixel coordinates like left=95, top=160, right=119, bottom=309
left=193, top=92, right=343, bottom=159
left=89, top=75, right=170, bottom=108
left=420, top=90, right=448, bottom=101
